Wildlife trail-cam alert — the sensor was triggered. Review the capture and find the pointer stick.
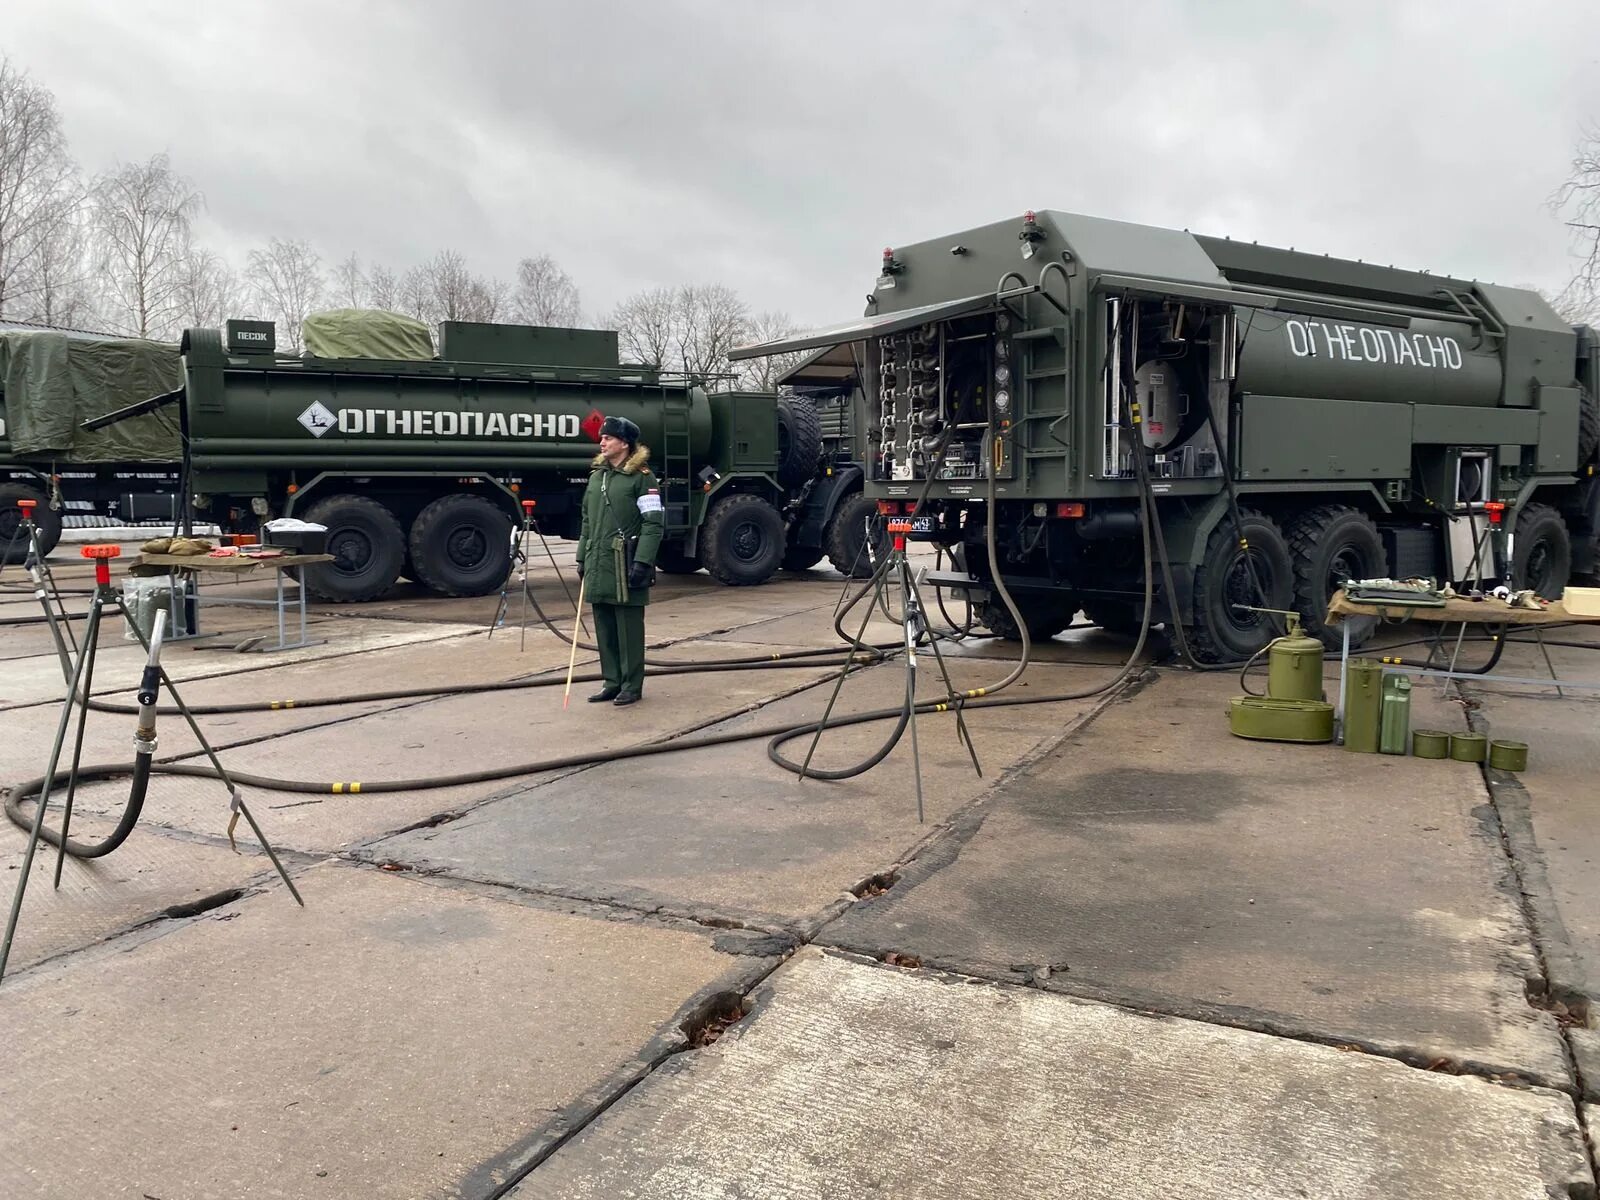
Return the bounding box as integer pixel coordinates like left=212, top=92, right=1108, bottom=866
left=562, top=573, right=587, bottom=710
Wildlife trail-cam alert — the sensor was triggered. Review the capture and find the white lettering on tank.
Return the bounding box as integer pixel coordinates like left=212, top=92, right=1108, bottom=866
left=1358, top=327, right=1383, bottom=362
left=1339, top=326, right=1360, bottom=360
left=337, top=409, right=365, bottom=433
left=559, top=414, right=580, bottom=438
left=1410, top=334, right=1433, bottom=367
left=416, top=412, right=432, bottom=435
left=510, top=413, right=533, bottom=437
left=1286, top=320, right=1314, bottom=357
left=1395, top=336, right=1418, bottom=366
left=484, top=412, right=508, bottom=437
left=435, top=411, right=458, bottom=436
left=1442, top=338, right=1463, bottom=369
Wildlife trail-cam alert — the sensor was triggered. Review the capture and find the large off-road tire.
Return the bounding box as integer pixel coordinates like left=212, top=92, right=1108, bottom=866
left=1186, top=508, right=1294, bottom=663
left=0, top=482, right=61, bottom=564
left=1286, top=504, right=1387, bottom=649
left=654, top=542, right=702, bottom=575
left=1081, top=598, right=1148, bottom=637
left=408, top=493, right=513, bottom=597
left=775, top=396, right=824, bottom=489
left=823, top=492, right=887, bottom=578
left=701, top=493, right=785, bottom=586
left=979, top=595, right=1075, bottom=642
left=782, top=544, right=826, bottom=571
left=1512, top=502, right=1572, bottom=601
left=301, top=494, right=405, bottom=603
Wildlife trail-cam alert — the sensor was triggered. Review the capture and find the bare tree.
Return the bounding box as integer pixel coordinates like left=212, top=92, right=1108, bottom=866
left=15, top=193, right=94, bottom=327
left=90, top=153, right=201, bottom=338
left=398, top=265, right=430, bottom=320
left=174, top=247, right=245, bottom=331
left=245, top=237, right=324, bottom=351
left=511, top=253, right=581, bottom=326
left=676, top=283, right=750, bottom=388
left=736, top=310, right=806, bottom=390
left=332, top=252, right=366, bottom=309
left=1551, top=123, right=1600, bottom=326
left=367, top=264, right=399, bottom=311
left=0, top=58, right=85, bottom=320
left=608, top=286, right=677, bottom=369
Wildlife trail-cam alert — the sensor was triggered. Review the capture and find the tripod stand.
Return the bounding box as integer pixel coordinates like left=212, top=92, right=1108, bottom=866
left=489, top=500, right=588, bottom=651
left=1, top=543, right=301, bottom=985
left=11, top=497, right=81, bottom=671
left=796, top=519, right=982, bottom=822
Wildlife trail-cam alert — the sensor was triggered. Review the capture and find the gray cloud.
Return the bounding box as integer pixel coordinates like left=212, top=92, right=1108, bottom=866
left=8, top=0, right=1598, bottom=325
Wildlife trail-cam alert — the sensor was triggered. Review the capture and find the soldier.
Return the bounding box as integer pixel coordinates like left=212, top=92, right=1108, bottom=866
left=575, top=415, right=663, bottom=706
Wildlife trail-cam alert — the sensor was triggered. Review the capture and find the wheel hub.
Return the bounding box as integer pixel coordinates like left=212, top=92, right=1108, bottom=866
left=445, top=524, right=487, bottom=568
left=731, top=521, right=763, bottom=561
left=330, top=529, right=372, bottom=571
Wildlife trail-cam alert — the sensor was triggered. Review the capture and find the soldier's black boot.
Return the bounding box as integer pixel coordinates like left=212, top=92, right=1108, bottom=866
left=588, top=687, right=621, bottom=703
left=612, top=691, right=640, bottom=706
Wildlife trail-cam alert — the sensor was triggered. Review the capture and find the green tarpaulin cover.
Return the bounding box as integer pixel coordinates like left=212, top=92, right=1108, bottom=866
left=0, top=332, right=182, bottom=463
left=301, top=309, right=435, bottom=360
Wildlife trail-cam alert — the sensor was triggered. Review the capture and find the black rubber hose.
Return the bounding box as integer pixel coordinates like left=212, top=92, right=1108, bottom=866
left=12, top=752, right=154, bottom=858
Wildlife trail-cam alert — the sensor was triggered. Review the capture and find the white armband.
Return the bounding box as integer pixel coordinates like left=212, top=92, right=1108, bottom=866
left=637, top=491, right=663, bottom=514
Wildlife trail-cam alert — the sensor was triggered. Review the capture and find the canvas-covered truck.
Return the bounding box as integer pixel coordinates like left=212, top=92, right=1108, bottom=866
left=99, top=313, right=855, bottom=602
left=0, top=323, right=185, bottom=562
left=732, top=210, right=1600, bottom=659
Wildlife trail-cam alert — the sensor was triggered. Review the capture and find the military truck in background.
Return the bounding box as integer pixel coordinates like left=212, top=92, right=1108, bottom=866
left=83, top=311, right=865, bottom=602
left=0, top=322, right=186, bottom=562
left=733, top=209, right=1600, bottom=659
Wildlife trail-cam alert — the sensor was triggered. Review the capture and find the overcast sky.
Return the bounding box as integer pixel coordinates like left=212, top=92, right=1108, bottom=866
left=8, top=0, right=1600, bottom=327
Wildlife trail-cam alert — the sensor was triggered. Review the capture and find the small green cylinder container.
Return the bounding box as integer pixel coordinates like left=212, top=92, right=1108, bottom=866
left=1489, top=740, right=1529, bottom=772
left=1450, top=732, right=1488, bottom=763
left=1411, top=730, right=1451, bottom=759
left=1268, top=630, right=1326, bottom=703
left=1343, top=659, right=1383, bottom=753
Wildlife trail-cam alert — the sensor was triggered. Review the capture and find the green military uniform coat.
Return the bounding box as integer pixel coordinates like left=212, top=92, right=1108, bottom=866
left=576, top=444, right=664, bottom=697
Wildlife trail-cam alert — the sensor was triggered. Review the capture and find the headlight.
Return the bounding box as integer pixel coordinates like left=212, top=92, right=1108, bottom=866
left=995, top=365, right=1011, bottom=386
left=995, top=312, right=1011, bottom=333
left=994, top=389, right=1011, bottom=411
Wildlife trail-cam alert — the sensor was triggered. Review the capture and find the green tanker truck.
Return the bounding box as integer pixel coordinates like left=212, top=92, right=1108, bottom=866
left=80, top=313, right=861, bottom=602
left=732, top=210, right=1600, bottom=659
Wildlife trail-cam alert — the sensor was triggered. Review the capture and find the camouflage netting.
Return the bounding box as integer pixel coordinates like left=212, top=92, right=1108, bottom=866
left=0, top=331, right=182, bottom=463
left=301, top=309, right=435, bottom=360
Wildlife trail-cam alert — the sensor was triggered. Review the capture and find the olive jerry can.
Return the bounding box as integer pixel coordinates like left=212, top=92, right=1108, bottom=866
left=1267, top=620, right=1325, bottom=703
left=1343, top=658, right=1383, bottom=753
left=1379, top=675, right=1412, bottom=755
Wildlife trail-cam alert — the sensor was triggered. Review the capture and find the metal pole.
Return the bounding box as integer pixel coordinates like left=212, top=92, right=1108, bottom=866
left=906, top=565, right=983, bottom=779
left=52, top=581, right=108, bottom=888
left=1335, top=620, right=1350, bottom=745
left=899, top=555, right=926, bottom=824
left=0, top=592, right=105, bottom=982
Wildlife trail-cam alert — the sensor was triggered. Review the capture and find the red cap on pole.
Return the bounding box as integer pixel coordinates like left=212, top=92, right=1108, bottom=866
left=81, top=543, right=121, bottom=585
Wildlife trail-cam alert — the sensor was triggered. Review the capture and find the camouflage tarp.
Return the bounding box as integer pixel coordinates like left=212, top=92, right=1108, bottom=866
left=0, top=331, right=182, bottom=463
left=301, top=309, right=435, bottom=360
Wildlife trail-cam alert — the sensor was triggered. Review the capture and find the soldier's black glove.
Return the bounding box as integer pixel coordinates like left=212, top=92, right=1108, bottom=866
left=627, top=561, right=653, bottom=590
left=575, top=559, right=585, bottom=580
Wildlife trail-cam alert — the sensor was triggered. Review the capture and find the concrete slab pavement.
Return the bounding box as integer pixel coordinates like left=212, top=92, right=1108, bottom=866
left=0, top=810, right=277, bottom=973
left=0, top=863, right=775, bottom=1200
left=363, top=657, right=1121, bottom=933
left=823, top=668, right=1571, bottom=1087
left=510, top=949, right=1593, bottom=1200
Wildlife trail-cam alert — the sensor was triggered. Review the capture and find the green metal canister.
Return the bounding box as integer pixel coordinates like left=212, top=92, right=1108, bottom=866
left=1379, top=675, right=1412, bottom=755
left=1343, top=658, right=1383, bottom=753
left=1450, top=732, right=1487, bottom=763
left=1489, top=740, right=1528, bottom=771
left=1411, top=730, right=1451, bottom=759
left=1268, top=624, right=1326, bottom=703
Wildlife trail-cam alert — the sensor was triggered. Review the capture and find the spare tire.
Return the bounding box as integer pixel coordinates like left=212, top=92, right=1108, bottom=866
left=0, top=482, right=61, bottom=564
left=775, top=396, right=823, bottom=489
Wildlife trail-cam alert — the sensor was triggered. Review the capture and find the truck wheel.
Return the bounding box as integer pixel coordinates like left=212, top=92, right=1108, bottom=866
left=1286, top=505, right=1386, bottom=649
left=701, top=493, right=785, bottom=586
left=408, top=494, right=513, bottom=597
left=776, top=397, right=824, bottom=488
left=301, top=494, right=405, bottom=603
left=979, top=595, right=1074, bottom=642
left=1513, top=503, right=1572, bottom=600
left=1081, top=598, right=1148, bottom=637
left=824, top=493, right=887, bottom=577
left=1187, top=509, right=1294, bottom=663
left=654, top=543, right=701, bottom=575
left=782, top=545, right=825, bottom=571
left=0, top=483, right=61, bottom=564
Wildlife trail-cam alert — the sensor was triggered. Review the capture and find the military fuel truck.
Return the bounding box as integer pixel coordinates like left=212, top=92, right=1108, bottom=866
left=0, top=323, right=185, bottom=562
left=96, top=314, right=848, bottom=602
left=733, top=210, right=1600, bottom=659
